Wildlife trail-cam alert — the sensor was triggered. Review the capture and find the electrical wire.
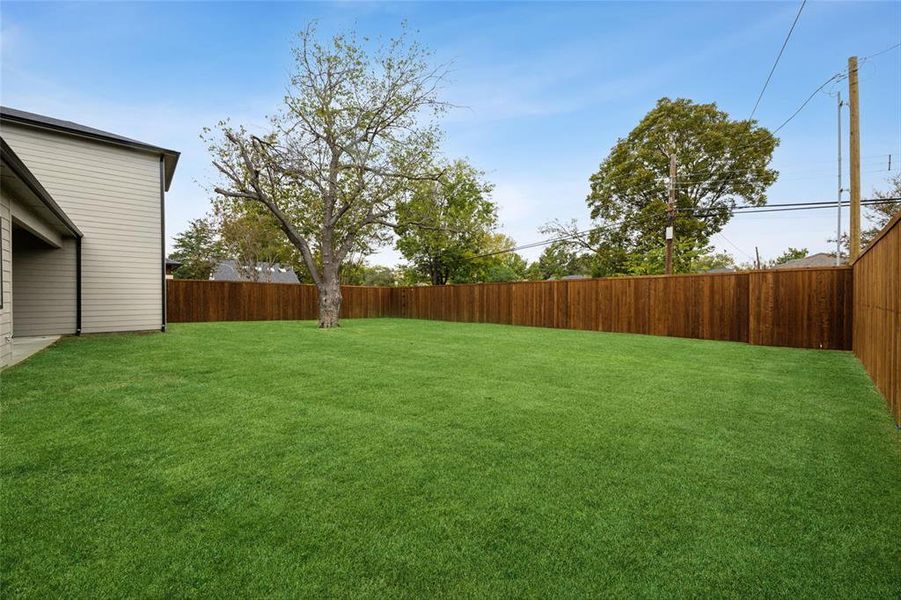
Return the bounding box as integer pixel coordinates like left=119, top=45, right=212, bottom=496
left=603, top=43, right=900, bottom=200
left=491, top=41, right=901, bottom=262
left=773, top=72, right=846, bottom=135
left=584, top=154, right=895, bottom=201
left=471, top=217, right=636, bottom=259
left=478, top=198, right=900, bottom=259
left=715, top=232, right=756, bottom=262
left=750, top=0, right=807, bottom=120
left=594, top=72, right=845, bottom=200
left=860, top=41, right=901, bottom=62
left=680, top=197, right=899, bottom=214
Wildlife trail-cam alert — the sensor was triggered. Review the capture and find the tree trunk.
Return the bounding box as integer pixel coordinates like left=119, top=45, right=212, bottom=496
left=318, top=276, right=342, bottom=328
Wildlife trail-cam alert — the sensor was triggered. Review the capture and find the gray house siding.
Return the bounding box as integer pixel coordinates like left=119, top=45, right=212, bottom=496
left=11, top=231, right=77, bottom=337
left=1, top=123, right=163, bottom=333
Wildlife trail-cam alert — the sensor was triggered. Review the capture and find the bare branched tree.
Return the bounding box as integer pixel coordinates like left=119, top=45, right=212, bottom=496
left=206, top=24, right=447, bottom=327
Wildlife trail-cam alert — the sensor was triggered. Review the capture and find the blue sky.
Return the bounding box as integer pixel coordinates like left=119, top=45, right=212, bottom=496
left=2, top=1, right=899, bottom=265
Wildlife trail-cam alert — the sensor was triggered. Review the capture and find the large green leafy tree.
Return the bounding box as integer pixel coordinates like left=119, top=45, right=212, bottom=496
left=169, top=218, right=222, bottom=280
left=583, top=97, right=778, bottom=271
left=395, top=160, right=498, bottom=285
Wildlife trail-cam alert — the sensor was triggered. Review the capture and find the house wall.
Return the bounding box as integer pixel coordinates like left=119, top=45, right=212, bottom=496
left=1, top=123, right=163, bottom=333
left=0, top=189, right=11, bottom=367
left=11, top=230, right=77, bottom=337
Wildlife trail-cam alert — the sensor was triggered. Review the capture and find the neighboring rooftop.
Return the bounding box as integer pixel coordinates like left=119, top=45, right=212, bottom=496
left=0, top=106, right=179, bottom=190
left=772, top=253, right=839, bottom=269
left=211, top=260, right=300, bottom=284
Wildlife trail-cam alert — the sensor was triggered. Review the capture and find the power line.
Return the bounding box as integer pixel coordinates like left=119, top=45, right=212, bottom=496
left=750, top=0, right=807, bottom=120
left=586, top=157, right=895, bottom=202
left=682, top=197, right=898, bottom=210
left=860, top=40, right=901, bottom=62
left=602, top=72, right=846, bottom=201
left=678, top=63, right=869, bottom=185
left=635, top=43, right=899, bottom=196
left=513, top=44, right=899, bottom=263
left=681, top=197, right=899, bottom=216
left=670, top=157, right=891, bottom=182
left=715, top=231, right=755, bottom=262
left=480, top=198, right=900, bottom=259
left=596, top=49, right=899, bottom=205
left=772, top=72, right=845, bottom=135
left=473, top=216, right=643, bottom=259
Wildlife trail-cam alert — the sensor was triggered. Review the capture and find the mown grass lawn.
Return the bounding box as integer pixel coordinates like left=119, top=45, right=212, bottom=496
left=1, top=319, right=899, bottom=598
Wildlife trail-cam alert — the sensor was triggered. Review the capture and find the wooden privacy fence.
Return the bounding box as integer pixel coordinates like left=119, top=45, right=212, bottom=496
left=168, top=266, right=853, bottom=350
left=166, top=280, right=392, bottom=323
left=389, top=269, right=853, bottom=349
left=852, top=213, right=900, bottom=425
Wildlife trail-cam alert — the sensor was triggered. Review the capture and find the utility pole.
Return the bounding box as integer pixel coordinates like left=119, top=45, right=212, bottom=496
left=755, top=246, right=761, bottom=270
left=836, top=91, right=845, bottom=265
left=665, top=154, right=676, bottom=275
left=848, top=56, right=861, bottom=259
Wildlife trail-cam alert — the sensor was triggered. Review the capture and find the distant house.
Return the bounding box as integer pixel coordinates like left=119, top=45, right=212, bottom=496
left=165, top=258, right=181, bottom=279
left=1, top=107, right=179, bottom=368
left=211, top=260, right=300, bottom=284
left=707, top=267, right=735, bottom=273
left=772, top=253, right=838, bottom=269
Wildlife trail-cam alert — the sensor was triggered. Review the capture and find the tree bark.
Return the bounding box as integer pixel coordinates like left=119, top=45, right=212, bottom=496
left=318, top=276, right=342, bottom=328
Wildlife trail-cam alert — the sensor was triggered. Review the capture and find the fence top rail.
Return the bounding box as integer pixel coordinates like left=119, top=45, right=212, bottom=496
left=850, top=211, right=901, bottom=266
left=388, top=266, right=851, bottom=291
left=170, top=279, right=315, bottom=288
left=170, top=280, right=404, bottom=290
left=170, top=265, right=852, bottom=291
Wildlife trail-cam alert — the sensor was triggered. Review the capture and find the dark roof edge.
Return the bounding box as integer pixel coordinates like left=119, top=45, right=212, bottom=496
left=1, top=137, right=83, bottom=238
left=0, top=106, right=180, bottom=191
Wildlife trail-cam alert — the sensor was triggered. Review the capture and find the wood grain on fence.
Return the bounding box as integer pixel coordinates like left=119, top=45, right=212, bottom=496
left=748, top=267, right=853, bottom=349
left=168, top=267, right=853, bottom=350
left=852, top=213, right=900, bottom=425
left=389, top=269, right=852, bottom=348
left=390, top=274, right=754, bottom=342
left=167, top=280, right=319, bottom=323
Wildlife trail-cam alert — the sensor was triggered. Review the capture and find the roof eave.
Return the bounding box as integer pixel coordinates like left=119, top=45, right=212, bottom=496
left=162, top=151, right=179, bottom=191
left=1, top=108, right=180, bottom=191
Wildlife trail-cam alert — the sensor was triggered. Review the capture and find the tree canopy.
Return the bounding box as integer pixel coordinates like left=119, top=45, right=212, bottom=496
left=864, top=173, right=901, bottom=245
left=582, top=97, right=778, bottom=272
left=395, top=160, right=498, bottom=285
left=169, top=218, right=222, bottom=280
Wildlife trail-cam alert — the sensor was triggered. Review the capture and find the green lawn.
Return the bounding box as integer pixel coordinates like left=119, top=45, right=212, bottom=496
left=1, top=319, right=899, bottom=598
